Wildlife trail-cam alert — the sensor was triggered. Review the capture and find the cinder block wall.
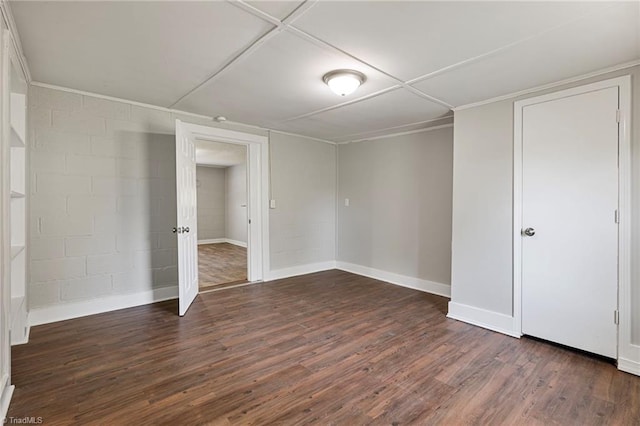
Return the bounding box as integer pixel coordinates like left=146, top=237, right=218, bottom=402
left=29, top=86, right=178, bottom=308
left=28, top=85, right=338, bottom=314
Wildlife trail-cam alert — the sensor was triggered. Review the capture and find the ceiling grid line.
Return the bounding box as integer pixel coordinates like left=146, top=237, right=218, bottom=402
left=285, top=25, right=453, bottom=109
left=405, top=2, right=621, bottom=87
left=335, top=114, right=454, bottom=141
left=282, top=85, right=403, bottom=122
left=167, top=25, right=281, bottom=109
left=176, top=0, right=454, bottom=124
left=168, top=0, right=317, bottom=109
left=11, top=1, right=639, bottom=142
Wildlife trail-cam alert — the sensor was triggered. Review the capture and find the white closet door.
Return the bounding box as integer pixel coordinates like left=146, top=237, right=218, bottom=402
left=521, top=87, right=619, bottom=358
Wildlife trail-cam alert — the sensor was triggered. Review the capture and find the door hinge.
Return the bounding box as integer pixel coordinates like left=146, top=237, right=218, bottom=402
left=616, top=110, right=621, bottom=123
left=248, top=219, right=251, bottom=225
left=614, top=310, right=619, bottom=325
left=615, top=209, right=619, bottom=224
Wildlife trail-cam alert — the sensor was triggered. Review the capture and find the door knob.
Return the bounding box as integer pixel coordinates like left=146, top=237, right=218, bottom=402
left=183, top=227, right=190, bottom=233
left=523, top=227, right=536, bottom=237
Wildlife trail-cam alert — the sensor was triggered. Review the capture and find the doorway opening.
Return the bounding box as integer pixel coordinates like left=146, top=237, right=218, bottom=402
left=174, top=120, right=269, bottom=315
left=196, top=141, right=248, bottom=291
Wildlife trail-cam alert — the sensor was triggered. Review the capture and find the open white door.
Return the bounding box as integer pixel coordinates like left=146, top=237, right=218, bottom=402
left=175, top=120, right=199, bottom=316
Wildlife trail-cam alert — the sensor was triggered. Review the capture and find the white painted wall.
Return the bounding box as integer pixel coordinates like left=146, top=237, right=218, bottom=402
left=225, top=162, right=247, bottom=244
left=196, top=166, right=225, bottom=241
left=268, top=132, right=336, bottom=271
left=337, top=128, right=453, bottom=290
left=451, top=101, right=513, bottom=316
left=451, top=66, right=640, bottom=345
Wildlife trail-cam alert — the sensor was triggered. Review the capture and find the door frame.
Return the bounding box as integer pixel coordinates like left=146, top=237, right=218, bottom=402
left=181, top=122, right=269, bottom=282
left=513, top=76, right=631, bottom=360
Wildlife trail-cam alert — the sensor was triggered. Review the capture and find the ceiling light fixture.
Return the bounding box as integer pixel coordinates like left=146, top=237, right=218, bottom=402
left=323, top=69, right=366, bottom=96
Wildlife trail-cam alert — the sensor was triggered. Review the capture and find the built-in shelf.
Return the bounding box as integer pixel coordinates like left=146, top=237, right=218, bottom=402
left=10, top=246, right=24, bottom=260
left=10, top=126, right=24, bottom=147
left=10, top=190, right=24, bottom=199
left=10, top=92, right=26, bottom=147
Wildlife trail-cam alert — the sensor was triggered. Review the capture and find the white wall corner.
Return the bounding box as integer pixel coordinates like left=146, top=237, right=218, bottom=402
left=447, top=301, right=521, bottom=338
left=336, top=261, right=451, bottom=298
left=29, top=286, right=178, bottom=326
left=618, top=356, right=640, bottom=376
left=225, top=239, right=247, bottom=248
left=266, top=261, right=337, bottom=281
left=1, top=384, right=14, bottom=423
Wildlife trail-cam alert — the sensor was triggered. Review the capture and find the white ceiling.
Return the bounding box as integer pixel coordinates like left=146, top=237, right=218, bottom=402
left=196, top=140, right=246, bottom=167
left=10, top=1, right=640, bottom=143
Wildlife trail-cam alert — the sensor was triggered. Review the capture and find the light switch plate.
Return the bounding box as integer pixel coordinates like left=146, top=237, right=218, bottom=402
left=270, top=199, right=276, bottom=209
left=344, top=198, right=350, bottom=207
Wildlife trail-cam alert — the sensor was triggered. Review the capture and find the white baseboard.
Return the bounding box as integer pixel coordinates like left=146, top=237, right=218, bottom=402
left=10, top=295, right=30, bottom=345
left=226, top=239, right=247, bottom=248
left=198, top=238, right=247, bottom=248
left=336, top=261, right=451, bottom=298
left=198, top=238, right=226, bottom=245
left=1, top=384, right=14, bottom=423
left=618, top=356, right=640, bottom=376
left=447, top=301, right=521, bottom=338
left=11, top=324, right=30, bottom=346
left=29, top=286, right=178, bottom=326
left=618, top=343, right=640, bottom=376
left=267, top=261, right=337, bottom=281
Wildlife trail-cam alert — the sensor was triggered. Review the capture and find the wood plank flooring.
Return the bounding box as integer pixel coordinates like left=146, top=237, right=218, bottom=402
left=198, top=243, right=247, bottom=290
left=8, top=270, right=640, bottom=425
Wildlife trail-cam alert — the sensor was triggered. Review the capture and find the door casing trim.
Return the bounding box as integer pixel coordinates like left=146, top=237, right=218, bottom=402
left=179, top=122, right=269, bottom=283
left=513, top=75, right=631, bottom=363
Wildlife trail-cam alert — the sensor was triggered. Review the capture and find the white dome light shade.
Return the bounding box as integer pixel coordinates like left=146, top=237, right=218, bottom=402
left=323, top=70, right=366, bottom=96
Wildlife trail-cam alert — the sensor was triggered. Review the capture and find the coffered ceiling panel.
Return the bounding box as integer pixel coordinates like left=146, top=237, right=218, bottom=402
left=412, top=1, right=640, bottom=107
left=245, top=0, right=305, bottom=20
left=274, top=88, right=451, bottom=141
left=293, top=1, right=613, bottom=81
left=9, top=1, right=640, bottom=142
left=10, top=1, right=274, bottom=106
left=174, top=30, right=398, bottom=127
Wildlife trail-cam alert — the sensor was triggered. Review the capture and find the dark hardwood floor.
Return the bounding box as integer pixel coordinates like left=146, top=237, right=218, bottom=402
left=198, top=243, right=247, bottom=290
left=8, top=270, right=640, bottom=425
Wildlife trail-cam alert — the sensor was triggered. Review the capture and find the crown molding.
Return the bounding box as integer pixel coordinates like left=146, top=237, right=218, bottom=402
left=269, top=129, right=336, bottom=145
left=31, top=81, right=213, bottom=119
left=30, top=81, right=340, bottom=145
left=342, top=123, right=453, bottom=145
